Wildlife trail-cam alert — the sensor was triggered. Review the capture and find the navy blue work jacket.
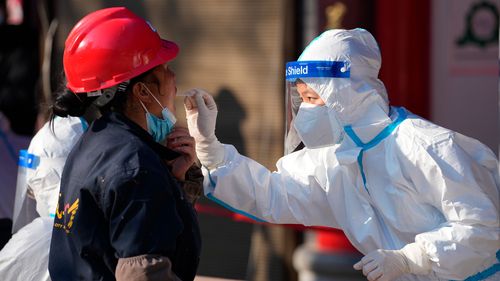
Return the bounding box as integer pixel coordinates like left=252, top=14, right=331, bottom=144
left=49, top=111, right=201, bottom=281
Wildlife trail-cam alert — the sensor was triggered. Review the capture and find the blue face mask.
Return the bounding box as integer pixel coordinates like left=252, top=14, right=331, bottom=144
left=139, top=84, right=177, bottom=143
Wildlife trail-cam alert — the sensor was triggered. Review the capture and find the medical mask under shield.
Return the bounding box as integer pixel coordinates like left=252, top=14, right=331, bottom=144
left=139, top=84, right=177, bottom=143
left=293, top=103, right=343, bottom=148
left=285, top=60, right=350, bottom=152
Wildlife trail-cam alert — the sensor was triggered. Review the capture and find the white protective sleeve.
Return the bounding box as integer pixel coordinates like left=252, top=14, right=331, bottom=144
left=405, top=133, right=500, bottom=280
left=0, top=217, right=52, bottom=281
left=203, top=144, right=338, bottom=227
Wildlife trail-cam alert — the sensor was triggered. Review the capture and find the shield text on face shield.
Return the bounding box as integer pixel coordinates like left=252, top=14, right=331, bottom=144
left=285, top=61, right=350, bottom=81
left=284, top=61, right=350, bottom=152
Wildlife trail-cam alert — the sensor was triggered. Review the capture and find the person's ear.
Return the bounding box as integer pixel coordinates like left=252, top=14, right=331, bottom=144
left=132, top=82, right=151, bottom=103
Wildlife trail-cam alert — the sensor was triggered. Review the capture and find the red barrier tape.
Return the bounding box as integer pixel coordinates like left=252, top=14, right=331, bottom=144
left=194, top=203, right=337, bottom=232
left=195, top=203, right=361, bottom=253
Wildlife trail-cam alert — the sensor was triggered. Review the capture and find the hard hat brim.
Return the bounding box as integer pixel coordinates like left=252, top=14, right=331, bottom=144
left=158, top=39, right=179, bottom=63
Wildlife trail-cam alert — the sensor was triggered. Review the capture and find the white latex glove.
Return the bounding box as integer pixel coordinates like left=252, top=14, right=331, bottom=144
left=353, top=243, right=431, bottom=281
left=183, top=88, right=225, bottom=169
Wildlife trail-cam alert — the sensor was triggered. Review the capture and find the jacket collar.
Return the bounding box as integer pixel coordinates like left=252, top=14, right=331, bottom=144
left=103, top=111, right=180, bottom=161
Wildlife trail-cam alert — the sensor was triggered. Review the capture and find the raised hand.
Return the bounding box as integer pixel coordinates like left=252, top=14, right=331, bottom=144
left=166, top=126, right=196, bottom=180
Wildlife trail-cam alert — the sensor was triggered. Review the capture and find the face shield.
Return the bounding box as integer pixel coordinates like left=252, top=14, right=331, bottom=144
left=284, top=61, right=350, bottom=154
left=12, top=149, right=39, bottom=233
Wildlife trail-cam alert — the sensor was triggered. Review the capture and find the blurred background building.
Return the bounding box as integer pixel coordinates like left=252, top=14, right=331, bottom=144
left=0, top=0, right=498, bottom=280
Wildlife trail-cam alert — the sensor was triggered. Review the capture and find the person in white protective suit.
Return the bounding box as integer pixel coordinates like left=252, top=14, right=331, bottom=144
left=0, top=116, right=87, bottom=281
left=184, top=28, right=500, bottom=281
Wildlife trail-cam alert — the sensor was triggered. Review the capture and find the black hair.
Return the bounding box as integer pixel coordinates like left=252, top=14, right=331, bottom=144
left=51, top=88, right=96, bottom=118
left=50, top=67, right=158, bottom=124
left=48, top=81, right=96, bottom=134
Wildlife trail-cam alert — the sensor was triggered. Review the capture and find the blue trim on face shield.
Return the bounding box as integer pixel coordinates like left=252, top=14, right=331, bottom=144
left=18, top=149, right=39, bottom=169
left=344, top=107, right=407, bottom=193
left=285, top=61, right=350, bottom=81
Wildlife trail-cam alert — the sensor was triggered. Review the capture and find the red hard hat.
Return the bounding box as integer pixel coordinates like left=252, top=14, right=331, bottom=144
left=63, top=7, right=179, bottom=93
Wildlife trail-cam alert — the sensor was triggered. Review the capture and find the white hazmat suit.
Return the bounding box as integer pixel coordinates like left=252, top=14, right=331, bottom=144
left=185, top=28, right=500, bottom=281
left=0, top=116, right=87, bottom=281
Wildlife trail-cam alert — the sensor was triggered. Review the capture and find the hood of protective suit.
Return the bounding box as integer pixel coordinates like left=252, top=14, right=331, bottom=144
left=26, top=116, right=87, bottom=218
left=298, top=28, right=391, bottom=143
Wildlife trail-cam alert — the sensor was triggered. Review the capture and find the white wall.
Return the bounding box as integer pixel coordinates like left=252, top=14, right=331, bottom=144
left=431, top=0, right=499, bottom=154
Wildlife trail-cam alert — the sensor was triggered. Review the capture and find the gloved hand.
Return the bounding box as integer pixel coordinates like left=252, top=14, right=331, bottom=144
left=183, top=89, right=225, bottom=169
left=353, top=243, right=432, bottom=281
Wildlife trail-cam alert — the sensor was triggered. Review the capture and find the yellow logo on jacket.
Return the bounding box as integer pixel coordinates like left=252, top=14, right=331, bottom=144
left=54, top=193, right=79, bottom=234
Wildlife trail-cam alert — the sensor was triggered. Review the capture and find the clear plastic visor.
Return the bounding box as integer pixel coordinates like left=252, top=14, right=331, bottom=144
left=12, top=150, right=39, bottom=233
left=284, top=61, right=350, bottom=154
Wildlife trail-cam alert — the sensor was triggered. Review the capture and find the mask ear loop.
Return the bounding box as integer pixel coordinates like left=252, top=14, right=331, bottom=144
left=140, top=83, right=165, bottom=109
left=138, top=99, right=148, bottom=113
left=139, top=83, right=177, bottom=124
